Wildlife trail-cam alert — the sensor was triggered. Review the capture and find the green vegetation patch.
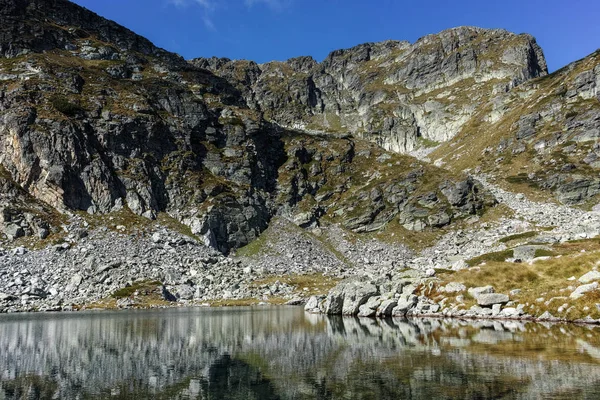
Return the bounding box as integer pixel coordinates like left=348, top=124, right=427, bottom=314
left=112, top=280, right=162, bottom=299
left=466, top=249, right=514, bottom=267
left=534, top=249, right=556, bottom=258
left=50, top=95, right=85, bottom=117
left=417, top=136, right=441, bottom=148
left=235, top=230, right=270, bottom=257
left=499, top=231, right=537, bottom=243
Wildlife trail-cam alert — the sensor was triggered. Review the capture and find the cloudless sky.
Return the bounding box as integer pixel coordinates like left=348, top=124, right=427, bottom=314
left=71, top=0, right=600, bottom=72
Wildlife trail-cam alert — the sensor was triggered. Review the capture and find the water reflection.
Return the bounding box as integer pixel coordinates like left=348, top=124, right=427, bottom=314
left=0, top=307, right=600, bottom=399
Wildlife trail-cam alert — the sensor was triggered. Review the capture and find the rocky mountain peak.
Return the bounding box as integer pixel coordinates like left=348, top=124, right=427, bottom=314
left=193, top=26, right=548, bottom=153
left=0, top=0, right=497, bottom=255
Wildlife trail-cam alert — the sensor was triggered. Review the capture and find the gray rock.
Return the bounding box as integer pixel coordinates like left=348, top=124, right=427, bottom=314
left=376, top=299, right=398, bottom=317
left=500, top=307, right=520, bottom=317
left=468, top=286, right=495, bottom=297
left=341, top=282, right=379, bottom=315
left=0, top=293, right=17, bottom=301
left=476, top=293, right=510, bottom=306
left=570, top=282, right=599, bottom=299
left=538, top=311, right=559, bottom=321
left=441, top=282, right=466, bottom=293
left=357, top=304, right=376, bottom=317
left=324, top=290, right=344, bottom=315
left=392, top=295, right=418, bottom=316
left=492, top=304, right=502, bottom=316
left=304, top=296, right=320, bottom=312
left=284, top=298, right=305, bottom=306
left=174, top=284, right=196, bottom=301
left=5, top=224, right=24, bottom=241
left=578, top=271, right=600, bottom=284
left=65, top=274, right=83, bottom=292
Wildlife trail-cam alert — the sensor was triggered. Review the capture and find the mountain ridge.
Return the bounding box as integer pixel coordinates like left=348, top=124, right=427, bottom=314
left=192, top=25, right=547, bottom=154
left=0, top=0, right=600, bottom=323
left=0, top=0, right=498, bottom=254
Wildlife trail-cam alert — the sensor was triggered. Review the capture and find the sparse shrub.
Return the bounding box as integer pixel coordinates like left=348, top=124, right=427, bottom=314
left=50, top=95, right=84, bottom=117
left=112, top=280, right=162, bottom=298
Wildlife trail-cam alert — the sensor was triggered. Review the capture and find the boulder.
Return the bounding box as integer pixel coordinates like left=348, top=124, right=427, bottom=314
left=570, top=282, right=599, bottom=299
left=363, top=296, right=382, bottom=311
left=0, top=293, right=17, bottom=301
left=500, top=307, right=520, bottom=317
left=304, top=296, right=320, bottom=312
left=324, top=289, right=345, bottom=315
left=338, top=281, right=379, bottom=315
left=174, top=284, right=195, bottom=300
left=376, top=299, right=398, bottom=317
left=65, top=274, right=83, bottom=292
left=468, top=286, right=494, bottom=297
left=538, top=311, right=560, bottom=321
left=391, top=295, right=418, bottom=316
left=358, top=304, right=376, bottom=317
left=513, top=245, right=550, bottom=261
left=476, top=293, right=509, bottom=306
left=5, top=223, right=24, bottom=241
left=441, top=282, right=466, bottom=293
left=284, top=298, right=305, bottom=306
left=578, top=271, right=600, bottom=284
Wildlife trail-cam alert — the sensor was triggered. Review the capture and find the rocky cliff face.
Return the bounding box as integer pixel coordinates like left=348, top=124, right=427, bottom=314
left=431, top=49, right=600, bottom=207
left=0, top=0, right=494, bottom=253
left=192, top=27, right=547, bottom=153
left=0, top=0, right=286, bottom=253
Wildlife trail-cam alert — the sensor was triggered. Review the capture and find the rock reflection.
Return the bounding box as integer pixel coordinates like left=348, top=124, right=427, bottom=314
left=0, top=308, right=599, bottom=399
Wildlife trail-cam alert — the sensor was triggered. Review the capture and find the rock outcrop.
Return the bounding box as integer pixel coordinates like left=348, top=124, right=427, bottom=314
left=193, top=27, right=547, bottom=153
left=0, top=0, right=496, bottom=253
left=431, top=50, right=600, bottom=206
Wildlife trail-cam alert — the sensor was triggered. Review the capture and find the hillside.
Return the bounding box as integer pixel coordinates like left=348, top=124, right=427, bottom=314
left=193, top=27, right=547, bottom=154
left=431, top=50, right=600, bottom=207
left=0, top=0, right=599, bottom=322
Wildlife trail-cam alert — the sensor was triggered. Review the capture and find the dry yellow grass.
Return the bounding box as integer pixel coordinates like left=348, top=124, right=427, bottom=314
left=438, top=242, right=600, bottom=320
left=251, top=273, right=340, bottom=297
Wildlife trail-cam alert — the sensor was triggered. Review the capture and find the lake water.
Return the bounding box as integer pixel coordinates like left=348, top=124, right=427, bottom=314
left=1, top=307, right=600, bottom=399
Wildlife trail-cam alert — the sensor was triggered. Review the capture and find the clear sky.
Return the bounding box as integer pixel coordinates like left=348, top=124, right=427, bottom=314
left=71, top=0, right=600, bottom=72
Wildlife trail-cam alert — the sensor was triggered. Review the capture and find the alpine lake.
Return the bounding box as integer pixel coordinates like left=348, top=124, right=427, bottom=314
left=1, top=307, right=600, bottom=399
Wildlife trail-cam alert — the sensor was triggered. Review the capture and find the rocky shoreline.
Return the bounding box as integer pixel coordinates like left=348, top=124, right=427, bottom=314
left=304, top=276, right=600, bottom=326
left=302, top=177, right=600, bottom=325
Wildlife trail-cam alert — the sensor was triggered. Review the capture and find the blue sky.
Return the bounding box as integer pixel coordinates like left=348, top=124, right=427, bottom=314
left=71, top=0, right=600, bottom=72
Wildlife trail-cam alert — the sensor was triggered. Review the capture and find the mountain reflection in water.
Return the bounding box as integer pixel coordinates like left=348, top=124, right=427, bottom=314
left=1, top=307, right=600, bottom=399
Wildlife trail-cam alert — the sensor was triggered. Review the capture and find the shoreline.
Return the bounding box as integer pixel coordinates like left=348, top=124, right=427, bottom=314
left=1, top=301, right=599, bottom=327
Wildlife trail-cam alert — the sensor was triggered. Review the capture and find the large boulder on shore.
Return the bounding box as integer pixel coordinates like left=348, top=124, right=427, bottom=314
left=323, top=280, right=379, bottom=315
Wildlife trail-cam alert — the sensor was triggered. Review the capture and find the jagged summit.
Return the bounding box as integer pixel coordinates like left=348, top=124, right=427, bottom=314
left=192, top=25, right=547, bottom=153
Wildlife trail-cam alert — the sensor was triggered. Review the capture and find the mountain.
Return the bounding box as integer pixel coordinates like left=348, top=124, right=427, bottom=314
left=1, top=0, right=600, bottom=321
left=192, top=27, right=547, bottom=154
left=430, top=49, right=600, bottom=206
left=0, top=0, right=496, bottom=254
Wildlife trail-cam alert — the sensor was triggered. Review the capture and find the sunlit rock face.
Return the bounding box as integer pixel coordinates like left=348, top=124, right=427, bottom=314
left=1, top=308, right=600, bottom=399
left=0, top=0, right=503, bottom=253
left=192, top=27, right=547, bottom=153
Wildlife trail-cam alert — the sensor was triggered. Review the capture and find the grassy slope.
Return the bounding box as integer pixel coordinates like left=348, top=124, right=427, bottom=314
left=435, top=237, right=600, bottom=320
